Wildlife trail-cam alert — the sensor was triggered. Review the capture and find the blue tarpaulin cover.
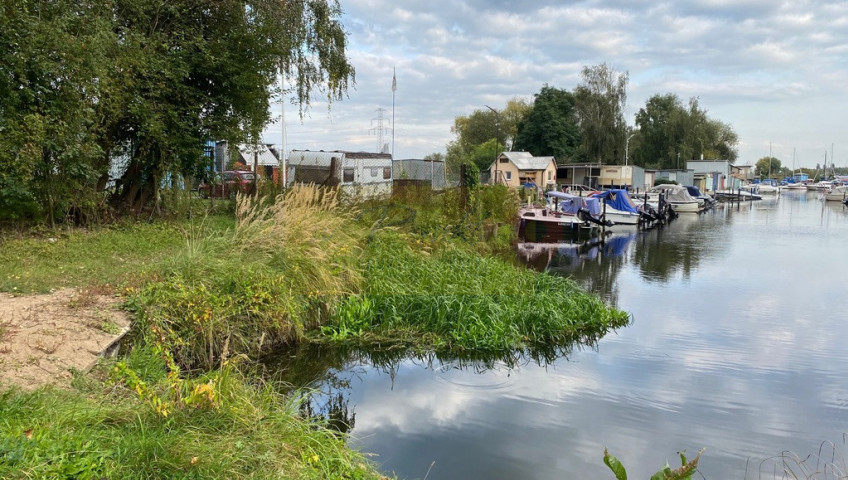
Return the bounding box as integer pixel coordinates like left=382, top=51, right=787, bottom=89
left=591, top=189, right=639, bottom=214
left=546, top=191, right=601, bottom=216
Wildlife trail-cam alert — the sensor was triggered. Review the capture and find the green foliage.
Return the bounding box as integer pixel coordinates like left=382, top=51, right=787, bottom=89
left=0, top=0, right=355, bottom=220
left=574, top=63, right=629, bottom=164
left=320, top=233, right=630, bottom=352
left=755, top=156, right=782, bottom=178
left=603, top=448, right=703, bottom=480
left=0, top=356, right=387, bottom=479
left=513, top=85, right=582, bottom=161
left=633, top=94, right=738, bottom=168
left=444, top=99, right=530, bottom=174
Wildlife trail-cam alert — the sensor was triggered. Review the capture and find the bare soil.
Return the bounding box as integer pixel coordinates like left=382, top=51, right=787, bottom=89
left=0, top=289, right=130, bottom=391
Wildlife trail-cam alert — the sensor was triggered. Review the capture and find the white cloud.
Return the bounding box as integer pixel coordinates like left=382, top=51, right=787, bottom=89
left=265, top=0, right=848, bottom=168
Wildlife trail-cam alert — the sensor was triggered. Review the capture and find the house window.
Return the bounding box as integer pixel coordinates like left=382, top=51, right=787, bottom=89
left=506, top=171, right=512, bottom=180
left=548, top=171, right=552, bottom=181
left=343, top=168, right=354, bottom=183
left=383, top=167, right=391, bottom=179
left=499, top=158, right=508, bottom=163
left=370, top=168, right=378, bottom=177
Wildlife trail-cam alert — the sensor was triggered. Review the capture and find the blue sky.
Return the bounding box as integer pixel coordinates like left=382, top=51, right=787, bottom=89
left=263, top=1, right=848, bottom=169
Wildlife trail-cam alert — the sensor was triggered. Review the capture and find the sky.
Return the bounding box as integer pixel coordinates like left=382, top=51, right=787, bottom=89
left=262, top=1, right=848, bottom=169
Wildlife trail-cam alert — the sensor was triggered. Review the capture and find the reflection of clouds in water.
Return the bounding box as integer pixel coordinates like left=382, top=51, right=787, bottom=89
left=341, top=197, right=848, bottom=479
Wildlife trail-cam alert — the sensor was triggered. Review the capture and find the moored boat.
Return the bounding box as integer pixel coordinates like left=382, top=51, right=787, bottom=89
left=518, top=191, right=608, bottom=241
left=649, top=184, right=702, bottom=213
left=824, top=185, right=848, bottom=202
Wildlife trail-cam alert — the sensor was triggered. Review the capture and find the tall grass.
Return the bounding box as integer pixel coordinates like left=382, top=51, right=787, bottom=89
left=321, top=232, right=631, bottom=352
left=133, top=185, right=366, bottom=370
left=0, top=350, right=389, bottom=479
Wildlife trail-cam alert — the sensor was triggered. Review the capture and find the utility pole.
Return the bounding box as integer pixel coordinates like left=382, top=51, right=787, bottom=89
left=485, top=105, right=501, bottom=185
left=369, top=108, right=391, bottom=153
left=392, top=68, right=396, bottom=158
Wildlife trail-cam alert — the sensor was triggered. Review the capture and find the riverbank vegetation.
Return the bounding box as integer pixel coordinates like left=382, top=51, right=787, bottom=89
left=1, top=183, right=630, bottom=478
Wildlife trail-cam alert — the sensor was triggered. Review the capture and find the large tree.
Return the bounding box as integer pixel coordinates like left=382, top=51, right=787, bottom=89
left=632, top=94, right=738, bottom=169
left=0, top=0, right=355, bottom=220
left=573, top=63, right=629, bottom=164
left=755, top=156, right=781, bottom=178
left=444, top=97, right=530, bottom=173
left=513, top=85, right=581, bottom=162
left=0, top=0, right=111, bottom=223
left=104, top=0, right=355, bottom=213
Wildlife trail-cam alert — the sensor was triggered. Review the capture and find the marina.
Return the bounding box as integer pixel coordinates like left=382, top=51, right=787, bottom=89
left=288, top=190, right=848, bottom=479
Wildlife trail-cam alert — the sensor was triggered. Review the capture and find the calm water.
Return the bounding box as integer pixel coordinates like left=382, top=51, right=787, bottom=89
left=288, top=191, right=848, bottom=479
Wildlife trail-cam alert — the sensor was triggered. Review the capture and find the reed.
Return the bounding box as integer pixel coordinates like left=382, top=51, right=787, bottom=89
left=322, top=232, right=630, bottom=352
left=133, top=185, right=366, bottom=370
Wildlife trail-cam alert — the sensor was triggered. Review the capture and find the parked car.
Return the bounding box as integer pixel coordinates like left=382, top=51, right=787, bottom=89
left=198, top=170, right=256, bottom=199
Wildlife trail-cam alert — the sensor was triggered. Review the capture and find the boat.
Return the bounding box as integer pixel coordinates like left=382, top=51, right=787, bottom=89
left=591, top=189, right=651, bottom=226
left=824, top=185, right=848, bottom=202
left=684, top=185, right=715, bottom=210
left=648, top=184, right=702, bottom=213
left=518, top=191, right=608, bottom=241
left=745, top=178, right=780, bottom=194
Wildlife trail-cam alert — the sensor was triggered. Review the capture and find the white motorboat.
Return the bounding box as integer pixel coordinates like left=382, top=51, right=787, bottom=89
left=824, top=185, right=848, bottom=202
left=744, top=179, right=780, bottom=194
left=649, top=184, right=702, bottom=213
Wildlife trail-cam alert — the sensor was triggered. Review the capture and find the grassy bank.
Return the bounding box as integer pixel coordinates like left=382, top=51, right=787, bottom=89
left=0, top=351, right=386, bottom=479
left=0, top=184, right=631, bottom=479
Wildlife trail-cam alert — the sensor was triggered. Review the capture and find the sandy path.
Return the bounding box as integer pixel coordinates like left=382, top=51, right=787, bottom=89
left=0, top=289, right=130, bottom=391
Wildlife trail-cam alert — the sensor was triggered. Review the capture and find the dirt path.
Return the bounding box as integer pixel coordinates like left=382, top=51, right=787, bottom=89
left=0, top=289, right=131, bottom=391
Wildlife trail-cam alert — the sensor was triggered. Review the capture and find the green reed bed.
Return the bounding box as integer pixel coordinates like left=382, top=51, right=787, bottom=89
left=321, top=232, right=630, bottom=352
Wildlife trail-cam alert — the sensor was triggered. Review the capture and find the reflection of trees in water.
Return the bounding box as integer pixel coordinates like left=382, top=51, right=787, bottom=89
left=516, top=233, right=638, bottom=307
left=630, top=215, right=719, bottom=283
left=515, top=213, right=724, bottom=298
left=263, top=327, right=621, bottom=432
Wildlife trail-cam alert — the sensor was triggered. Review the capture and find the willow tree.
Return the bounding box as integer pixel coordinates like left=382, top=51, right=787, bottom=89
left=103, top=0, right=355, bottom=212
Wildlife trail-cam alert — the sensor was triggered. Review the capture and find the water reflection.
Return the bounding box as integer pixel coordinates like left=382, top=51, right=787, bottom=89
left=271, top=193, right=848, bottom=479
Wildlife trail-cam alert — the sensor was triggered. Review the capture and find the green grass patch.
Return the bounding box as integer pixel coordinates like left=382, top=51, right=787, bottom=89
left=0, top=350, right=388, bottom=479
left=0, top=217, right=234, bottom=294
left=319, top=232, right=631, bottom=352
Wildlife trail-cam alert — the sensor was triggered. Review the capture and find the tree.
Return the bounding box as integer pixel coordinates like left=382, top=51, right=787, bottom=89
left=0, top=0, right=355, bottom=220
left=574, top=63, right=629, bottom=164
left=103, top=0, right=355, bottom=213
left=513, top=85, right=581, bottom=162
left=0, top=0, right=111, bottom=224
left=633, top=94, right=738, bottom=169
left=755, top=157, right=781, bottom=178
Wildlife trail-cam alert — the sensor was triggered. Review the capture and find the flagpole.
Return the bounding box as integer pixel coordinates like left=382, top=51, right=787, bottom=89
left=391, top=67, right=396, bottom=158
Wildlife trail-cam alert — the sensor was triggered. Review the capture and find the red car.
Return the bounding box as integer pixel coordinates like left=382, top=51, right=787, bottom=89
left=198, top=170, right=256, bottom=198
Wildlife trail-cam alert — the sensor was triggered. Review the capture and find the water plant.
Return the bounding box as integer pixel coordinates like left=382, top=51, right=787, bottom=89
left=604, top=448, right=702, bottom=480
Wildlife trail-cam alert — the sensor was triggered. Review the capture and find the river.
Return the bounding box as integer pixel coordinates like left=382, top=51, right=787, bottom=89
left=287, top=191, right=848, bottom=479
